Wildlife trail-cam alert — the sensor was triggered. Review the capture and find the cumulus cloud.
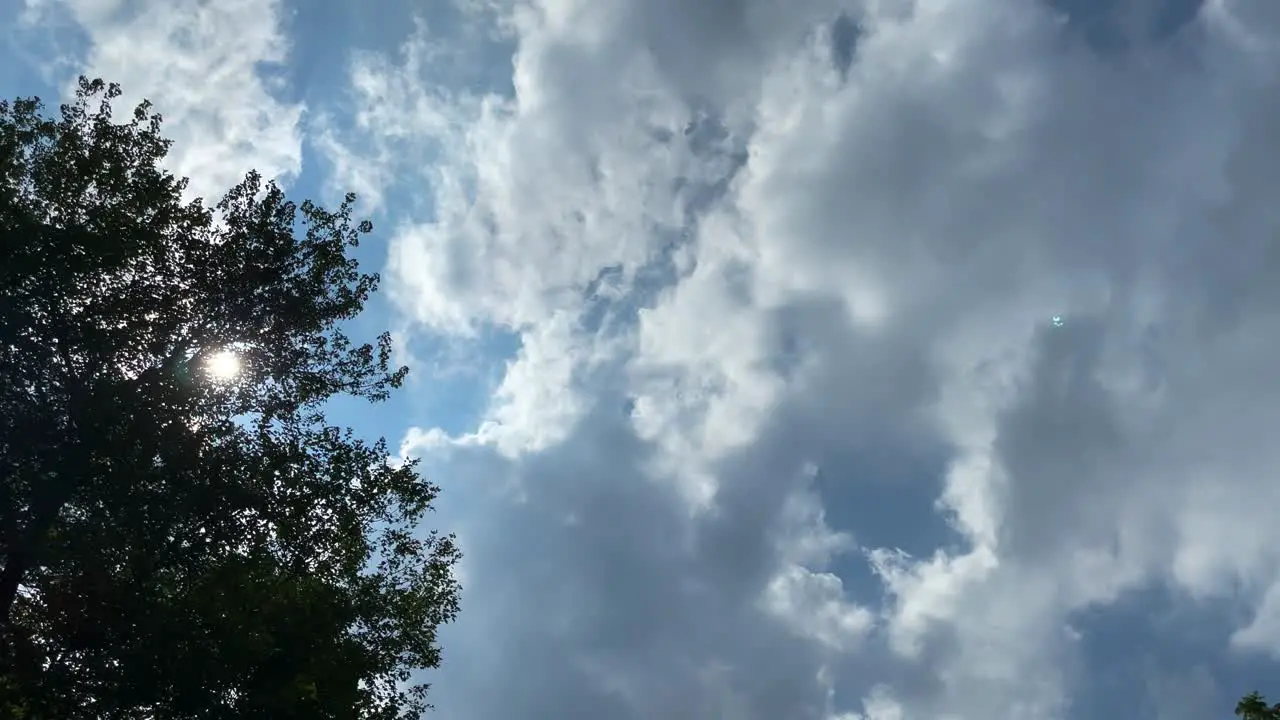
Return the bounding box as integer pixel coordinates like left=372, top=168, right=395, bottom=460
left=19, top=0, right=304, bottom=198
left=362, top=0, right=1280, bottom=716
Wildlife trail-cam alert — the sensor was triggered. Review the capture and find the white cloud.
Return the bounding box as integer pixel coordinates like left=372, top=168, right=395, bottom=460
left=363, top=0, right=1280, bottom=715
left=764, top=466, right=873, bottom=652
left=1234, top=580, right=1280, bottom=656
left=23, top=0, right=304, bottom=199
left=843, top=686, right=906, bottom=720
left=469, top=311, right=601, bottom=457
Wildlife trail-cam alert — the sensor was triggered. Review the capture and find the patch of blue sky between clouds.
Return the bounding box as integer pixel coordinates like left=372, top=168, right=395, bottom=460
left=284, top=0, right=527, bottom=442
left=1046, top=0, right=1206, bottom=56
left=1, top=0, right=88, bottom=98
left=287, top=0, right=527, bottom=448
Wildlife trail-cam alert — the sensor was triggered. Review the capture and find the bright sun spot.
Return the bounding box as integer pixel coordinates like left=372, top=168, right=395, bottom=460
left=206, top=350, right=241, bottom=381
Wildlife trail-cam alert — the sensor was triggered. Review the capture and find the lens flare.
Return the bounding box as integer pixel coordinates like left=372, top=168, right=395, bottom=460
left=206, top=350, right=241, bottom=380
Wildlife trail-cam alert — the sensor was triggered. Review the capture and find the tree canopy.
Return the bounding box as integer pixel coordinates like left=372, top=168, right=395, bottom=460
left=0, top=77, right=460, bottom=719
left=1239, top=691, right=1280, bottom=720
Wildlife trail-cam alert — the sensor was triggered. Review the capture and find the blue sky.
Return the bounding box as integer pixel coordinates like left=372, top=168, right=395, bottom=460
left=6, top=0, right=1280, bottom=717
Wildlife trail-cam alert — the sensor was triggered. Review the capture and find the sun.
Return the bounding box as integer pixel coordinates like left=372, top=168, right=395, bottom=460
left=205, top=349, right=242, bottom=381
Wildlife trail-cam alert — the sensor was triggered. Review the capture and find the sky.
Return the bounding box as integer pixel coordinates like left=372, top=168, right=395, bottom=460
left=4, top=0, right=1280, bottom=717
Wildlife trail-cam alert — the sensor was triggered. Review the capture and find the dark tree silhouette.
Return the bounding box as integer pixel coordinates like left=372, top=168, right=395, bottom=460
left=1238, top=691, right=1280, bottom=720
left=0, top=78, right=460, bottom=719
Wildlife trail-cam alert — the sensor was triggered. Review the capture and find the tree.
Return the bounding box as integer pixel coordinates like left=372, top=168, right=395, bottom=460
left=0, top=78, right=460, bottom=718
left=1238, top=691, right=1280, bottom=720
